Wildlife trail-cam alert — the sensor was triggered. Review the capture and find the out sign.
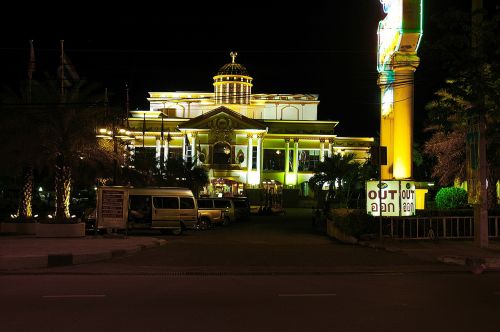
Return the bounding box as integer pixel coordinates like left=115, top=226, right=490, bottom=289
left=366, top=180, right=416, bottom=217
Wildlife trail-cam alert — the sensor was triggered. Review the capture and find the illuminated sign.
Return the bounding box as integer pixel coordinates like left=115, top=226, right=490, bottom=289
left=377, top=0, right=423, bottom=72
left=377, top=0, right=402, bottom=72
left=366, top=180, right=415, bottom=216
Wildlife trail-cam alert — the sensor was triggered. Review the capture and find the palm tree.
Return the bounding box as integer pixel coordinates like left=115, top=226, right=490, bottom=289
left=0, top=81, right=47, bottom=220
left=309, top=153, right=364, bottom=208
left=1, top=75, right=117, bottom=222
left=38, top=77, right=117, bottom=222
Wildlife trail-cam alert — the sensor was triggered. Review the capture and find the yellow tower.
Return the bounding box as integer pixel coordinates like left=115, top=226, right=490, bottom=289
left=377, top=0, right=423, bottom=180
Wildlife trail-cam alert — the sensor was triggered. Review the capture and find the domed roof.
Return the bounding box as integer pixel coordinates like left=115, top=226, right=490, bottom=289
left=216, top=52, right=250, bottom=76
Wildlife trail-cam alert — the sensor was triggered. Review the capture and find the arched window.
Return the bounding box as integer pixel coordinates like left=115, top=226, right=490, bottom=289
left=213, top=142, right=231, bottom=164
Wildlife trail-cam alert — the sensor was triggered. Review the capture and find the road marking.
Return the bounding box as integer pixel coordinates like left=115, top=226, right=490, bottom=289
left=278, top=293, right=336, bottom=297
left=42, top=295, right=106, bottom=299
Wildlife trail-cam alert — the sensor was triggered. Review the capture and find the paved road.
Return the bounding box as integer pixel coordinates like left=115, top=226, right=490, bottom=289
left=26, top=208, right=459, bottom=275
left=2, top=274, right=500, bottom=331
left=2, top=208, right=500, bottom=331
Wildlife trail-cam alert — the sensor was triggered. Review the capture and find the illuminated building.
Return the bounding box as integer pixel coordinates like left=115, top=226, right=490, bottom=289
left=127, top=52, right=373, bottom=197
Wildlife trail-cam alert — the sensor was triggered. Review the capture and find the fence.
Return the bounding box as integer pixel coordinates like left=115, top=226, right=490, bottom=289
left=389, top=216, right=500, bottom=240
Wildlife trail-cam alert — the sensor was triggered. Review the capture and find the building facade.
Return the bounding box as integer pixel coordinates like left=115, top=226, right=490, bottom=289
left=127, top=53, right=373, bottom=197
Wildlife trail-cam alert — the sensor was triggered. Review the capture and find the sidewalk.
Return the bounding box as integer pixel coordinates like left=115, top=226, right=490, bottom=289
left=0, top=235, right=166, bottom=271
left=358, top=238, right=500, bottom=274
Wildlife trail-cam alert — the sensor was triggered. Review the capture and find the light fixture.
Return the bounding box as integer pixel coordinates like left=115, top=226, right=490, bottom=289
left=275, top=150, right=281, bottom=155
left=223, top=146, right=230, bottom=155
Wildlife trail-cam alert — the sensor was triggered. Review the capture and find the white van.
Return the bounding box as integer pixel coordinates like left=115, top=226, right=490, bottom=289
left=97, top=186, right=198, bottom=235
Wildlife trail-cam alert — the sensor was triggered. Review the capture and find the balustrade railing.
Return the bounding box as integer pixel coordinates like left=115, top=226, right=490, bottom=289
left=388, top=216, right=500, bottom=240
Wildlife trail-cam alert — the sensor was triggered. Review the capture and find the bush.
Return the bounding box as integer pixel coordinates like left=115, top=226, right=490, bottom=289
left=434, top=187, right=468, bottom=209
left=330, top=208, right=378, bottom=238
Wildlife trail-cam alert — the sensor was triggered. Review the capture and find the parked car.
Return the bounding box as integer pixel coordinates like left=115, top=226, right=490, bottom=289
left=230, top=197, right=251, bottom=221
left=197, top=198, right=231, bottom=227
left=196, top=197, right=251, bottom=227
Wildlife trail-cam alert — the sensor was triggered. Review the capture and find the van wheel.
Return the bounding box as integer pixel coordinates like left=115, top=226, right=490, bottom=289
left=198, top=218, right=210, bottom=231
left=222, top=216, right=231, bottom=226
left=171, top=228, right=182, bottom=236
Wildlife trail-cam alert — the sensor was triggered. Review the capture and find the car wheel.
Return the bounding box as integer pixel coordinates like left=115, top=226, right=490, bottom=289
left=171, top=228, right=182, bottom=235
left=198, top=218, right=210, bottom=230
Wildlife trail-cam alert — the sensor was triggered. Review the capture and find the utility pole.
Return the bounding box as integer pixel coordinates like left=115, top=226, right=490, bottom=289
left=106, top=88, right=118, bottom=185
left=469, top=0, right=488, bottom=247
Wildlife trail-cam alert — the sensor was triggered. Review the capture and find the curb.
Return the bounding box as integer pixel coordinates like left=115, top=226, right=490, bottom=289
left=0, top=238, right=167, bottom=271
left=438, top=255, right=500, bottom=270
left=358, top=240, right=500, bottom=273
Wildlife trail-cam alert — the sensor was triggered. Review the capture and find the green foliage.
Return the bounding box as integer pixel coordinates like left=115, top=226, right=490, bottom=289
left=434, top=187, right=468, bottom=209
left=330, top=209, right=378, bottom=238
left=422, top=6, right=500, bottom=207
left=309, top=153, right=376, bottom=208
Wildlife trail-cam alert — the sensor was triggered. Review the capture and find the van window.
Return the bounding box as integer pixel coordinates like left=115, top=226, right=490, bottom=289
left=214, top=199, right=231, bottom=209
left=180, top=197, right=195, bottom=209
left=130, top=195, right=151, bottom=210
left=197, top=199, right=213, bottom=208
left=153, top=197, right=179, bottom=209
left=233, top=200, right=248, bottom=208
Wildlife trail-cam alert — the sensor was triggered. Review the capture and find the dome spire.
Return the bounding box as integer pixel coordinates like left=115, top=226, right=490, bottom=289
left=230, top=51, right=237, bottom=63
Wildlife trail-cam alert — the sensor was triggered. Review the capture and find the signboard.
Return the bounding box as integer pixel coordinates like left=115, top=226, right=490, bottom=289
left=366, top=180, right=415, bottom=216
left=97, top=188, right=128, bottom=229
left=377, top=0, right=423, bottom=72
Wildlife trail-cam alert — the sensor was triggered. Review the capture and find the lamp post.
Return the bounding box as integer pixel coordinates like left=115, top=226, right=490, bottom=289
left=96, top=127, right=134, bottom=185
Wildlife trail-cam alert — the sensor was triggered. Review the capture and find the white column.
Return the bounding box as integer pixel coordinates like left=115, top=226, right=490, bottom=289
left=293, top=139, right=299, bottom=186
left=191, top=134, right=197, bottom=165
left=284, top=139, right=290, bottom=184
left=257, top=135, right=262, bottom=184
left=182, top=135, right=187, bottom=161
left=328, top=140, right=332, bottom=158
left=320, top=140, right=325, bottom=162
left=155, top=138, right=161, bottom=169
left=247, top=135, right=253, bottom=184
left=164, top=139, right=169, bottom=163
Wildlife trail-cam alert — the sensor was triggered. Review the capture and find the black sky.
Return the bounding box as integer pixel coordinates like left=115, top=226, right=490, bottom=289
left=0, top=0, right=478, bottom=139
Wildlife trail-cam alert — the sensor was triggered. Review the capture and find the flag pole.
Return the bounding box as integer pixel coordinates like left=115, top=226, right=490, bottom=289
left=125, top=83, right=130, bottom=128
left=28, top=40, right=35, bottom=104
left=60, top=40, right=65, bottom=96
left=142, top=112, right=146, bottom=148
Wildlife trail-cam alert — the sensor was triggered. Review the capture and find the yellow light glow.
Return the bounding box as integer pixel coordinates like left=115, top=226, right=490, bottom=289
left=286, top=173, right=296, bottom=185
left=381, top=87, right=393, bottom=117
left=248, top=171, right=260, bottom=185
left=99, top=128, right=107, bottom=133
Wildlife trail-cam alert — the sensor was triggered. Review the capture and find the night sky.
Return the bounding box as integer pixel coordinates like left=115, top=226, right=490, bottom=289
left=1, top=0, right=476, bottom=140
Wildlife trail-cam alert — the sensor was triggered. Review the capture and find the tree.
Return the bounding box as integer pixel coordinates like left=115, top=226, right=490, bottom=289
left=308, top=153, right=373, bottom=208
left=41, top=77, right=118, bottom=221
left=164, top=157, right=209, bottom=197
left=1, top=75, right=117, bottom=222
left=0, top=82, right=44, bottom=220
left=422, top=6, right=500, bottom=206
